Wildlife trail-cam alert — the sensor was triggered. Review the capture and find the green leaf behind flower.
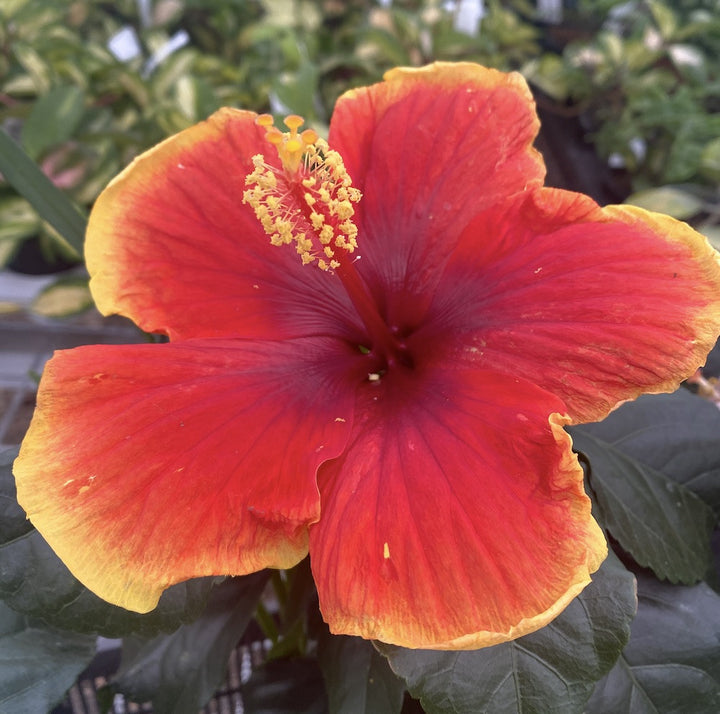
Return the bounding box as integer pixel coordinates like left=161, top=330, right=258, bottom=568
left=31, top=276, right=94, bottom=318
left=570, top=393, right=716, bottom=584
left=377, top=553, right=636, bottom=714
left=0, top=600, right=96, bottom=713
left=113, top=573, right=270, bottom=714
left=21, top=85, right=86, bottom=160
left=573, top=390, right=720, bottom=516
left=625, top=186, right=704, bottom=220
left=0, top=128, right=86, bottom=256
left=587, top=574, right=720, bottom=713
left=318, top=632, right=405, bottom=714
left=0, top=448, right=213, bottom=637
left=242, top=656, right=329, bottom=714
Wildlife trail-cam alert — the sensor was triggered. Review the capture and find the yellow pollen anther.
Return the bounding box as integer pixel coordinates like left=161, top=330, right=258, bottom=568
left=335, top=200, right=354, bottom=220
left=319, top=225, right=334, bottom=244
left=243, top=120, right=362, bottom=272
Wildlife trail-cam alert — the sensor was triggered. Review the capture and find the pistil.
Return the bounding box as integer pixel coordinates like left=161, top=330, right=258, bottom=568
left=244, top=113, right=403, bottom=364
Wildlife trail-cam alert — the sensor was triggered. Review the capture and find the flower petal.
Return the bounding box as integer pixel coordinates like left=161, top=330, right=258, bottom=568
left=309, top=366, right=606, bottom=649
left=329, top=62, right=546, bottom=321
left=86, top=109, right=356, bottom=341
left=426, top=188, right=720, bottom=423
left=13, top=338, right=355, bottom=612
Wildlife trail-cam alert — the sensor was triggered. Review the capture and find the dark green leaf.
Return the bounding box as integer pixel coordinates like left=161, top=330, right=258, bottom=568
left=587, top=575, right=720, bottom=713
left=318, top=633, right=404, bottom=714
left=0, top=128, right=85, bottom=256
left=589, top=659, right=719, bottom=714
left=114, top=573, right=270, bottom=714
left=281, top=557, right=317, bottom=627
left=242, top=657, right=329, bottom=714
left=0, top=600, right=96, bottom=713
left=629, top=574, right=720, bottom=681
left=21, top=85, right=86, bottom=160
left=570, top=420, right=714, bottom=584
left=574, top=390, right=720, bottom=515
left=0, top=448, right=213, bottom=637
left=377, top=553, right=636, bottom=714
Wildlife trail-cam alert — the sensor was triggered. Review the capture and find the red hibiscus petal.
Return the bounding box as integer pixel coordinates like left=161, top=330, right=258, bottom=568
left=86, top=109, right=357, bottom=341
left=329, top=62, right=546, bottom=322
left=425, top=188, right=720, bottom=423
left=13, top=338, right=356, bottom=612
left=309, top=365, right=606, bottom=649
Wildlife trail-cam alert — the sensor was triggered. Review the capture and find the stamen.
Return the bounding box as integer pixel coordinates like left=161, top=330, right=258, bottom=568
left=243, top=113, right=361, bottom=272
left=245, top=115, right=402, bottom=357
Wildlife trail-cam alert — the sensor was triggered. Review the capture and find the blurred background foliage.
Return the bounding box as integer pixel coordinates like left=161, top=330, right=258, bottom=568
left=1, top=0, right=720, bottom=287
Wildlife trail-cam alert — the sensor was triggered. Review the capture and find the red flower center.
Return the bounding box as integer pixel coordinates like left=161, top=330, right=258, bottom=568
left=244, top=114, right=414, bottom=381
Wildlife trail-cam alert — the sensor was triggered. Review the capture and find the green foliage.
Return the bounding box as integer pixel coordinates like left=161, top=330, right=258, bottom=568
left=0, top=128, right=85, bottom=258
left=587, top=575, right=720, bottom=713
left=31, top=276, right=94, bottom=318
left=112, top=574, right=269, bottom=714
left=624, top=186, right=705, bottom=220
left=573, top=389, right=720, bottom=517
left=21, top=85, right=87, bottom=160
left=318, top=632, right=405, bottom=714
left=241, top=656, right=329, bottom=713
left=570, top=428, right=715, bottom=584
left=523, top=0, right=720, bottom=197
left=0, top=600, right=96, bottom=713
left=378, top=553, right=636, bottom=714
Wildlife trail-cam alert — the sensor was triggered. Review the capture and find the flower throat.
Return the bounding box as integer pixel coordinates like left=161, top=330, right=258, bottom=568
left=244, top=114, right=411, bottom=374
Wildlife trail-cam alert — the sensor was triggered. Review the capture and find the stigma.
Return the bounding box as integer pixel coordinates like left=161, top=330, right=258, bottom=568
left=243, top=114, right=361, bottom=271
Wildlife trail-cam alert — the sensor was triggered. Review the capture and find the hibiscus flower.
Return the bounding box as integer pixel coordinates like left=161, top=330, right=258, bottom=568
left=14, top=63, right=720, bottom=649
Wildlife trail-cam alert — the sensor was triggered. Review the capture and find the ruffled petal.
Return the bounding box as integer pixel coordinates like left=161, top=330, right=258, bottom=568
left=425, top=187, right=720, bottom=423
left=14, top=338, right=356, bottom=612
left=86, top=109, right=356, bottom=341
left=329, top=62, right=546, bottom=323
left=309, top=365, right=606, bottom=649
